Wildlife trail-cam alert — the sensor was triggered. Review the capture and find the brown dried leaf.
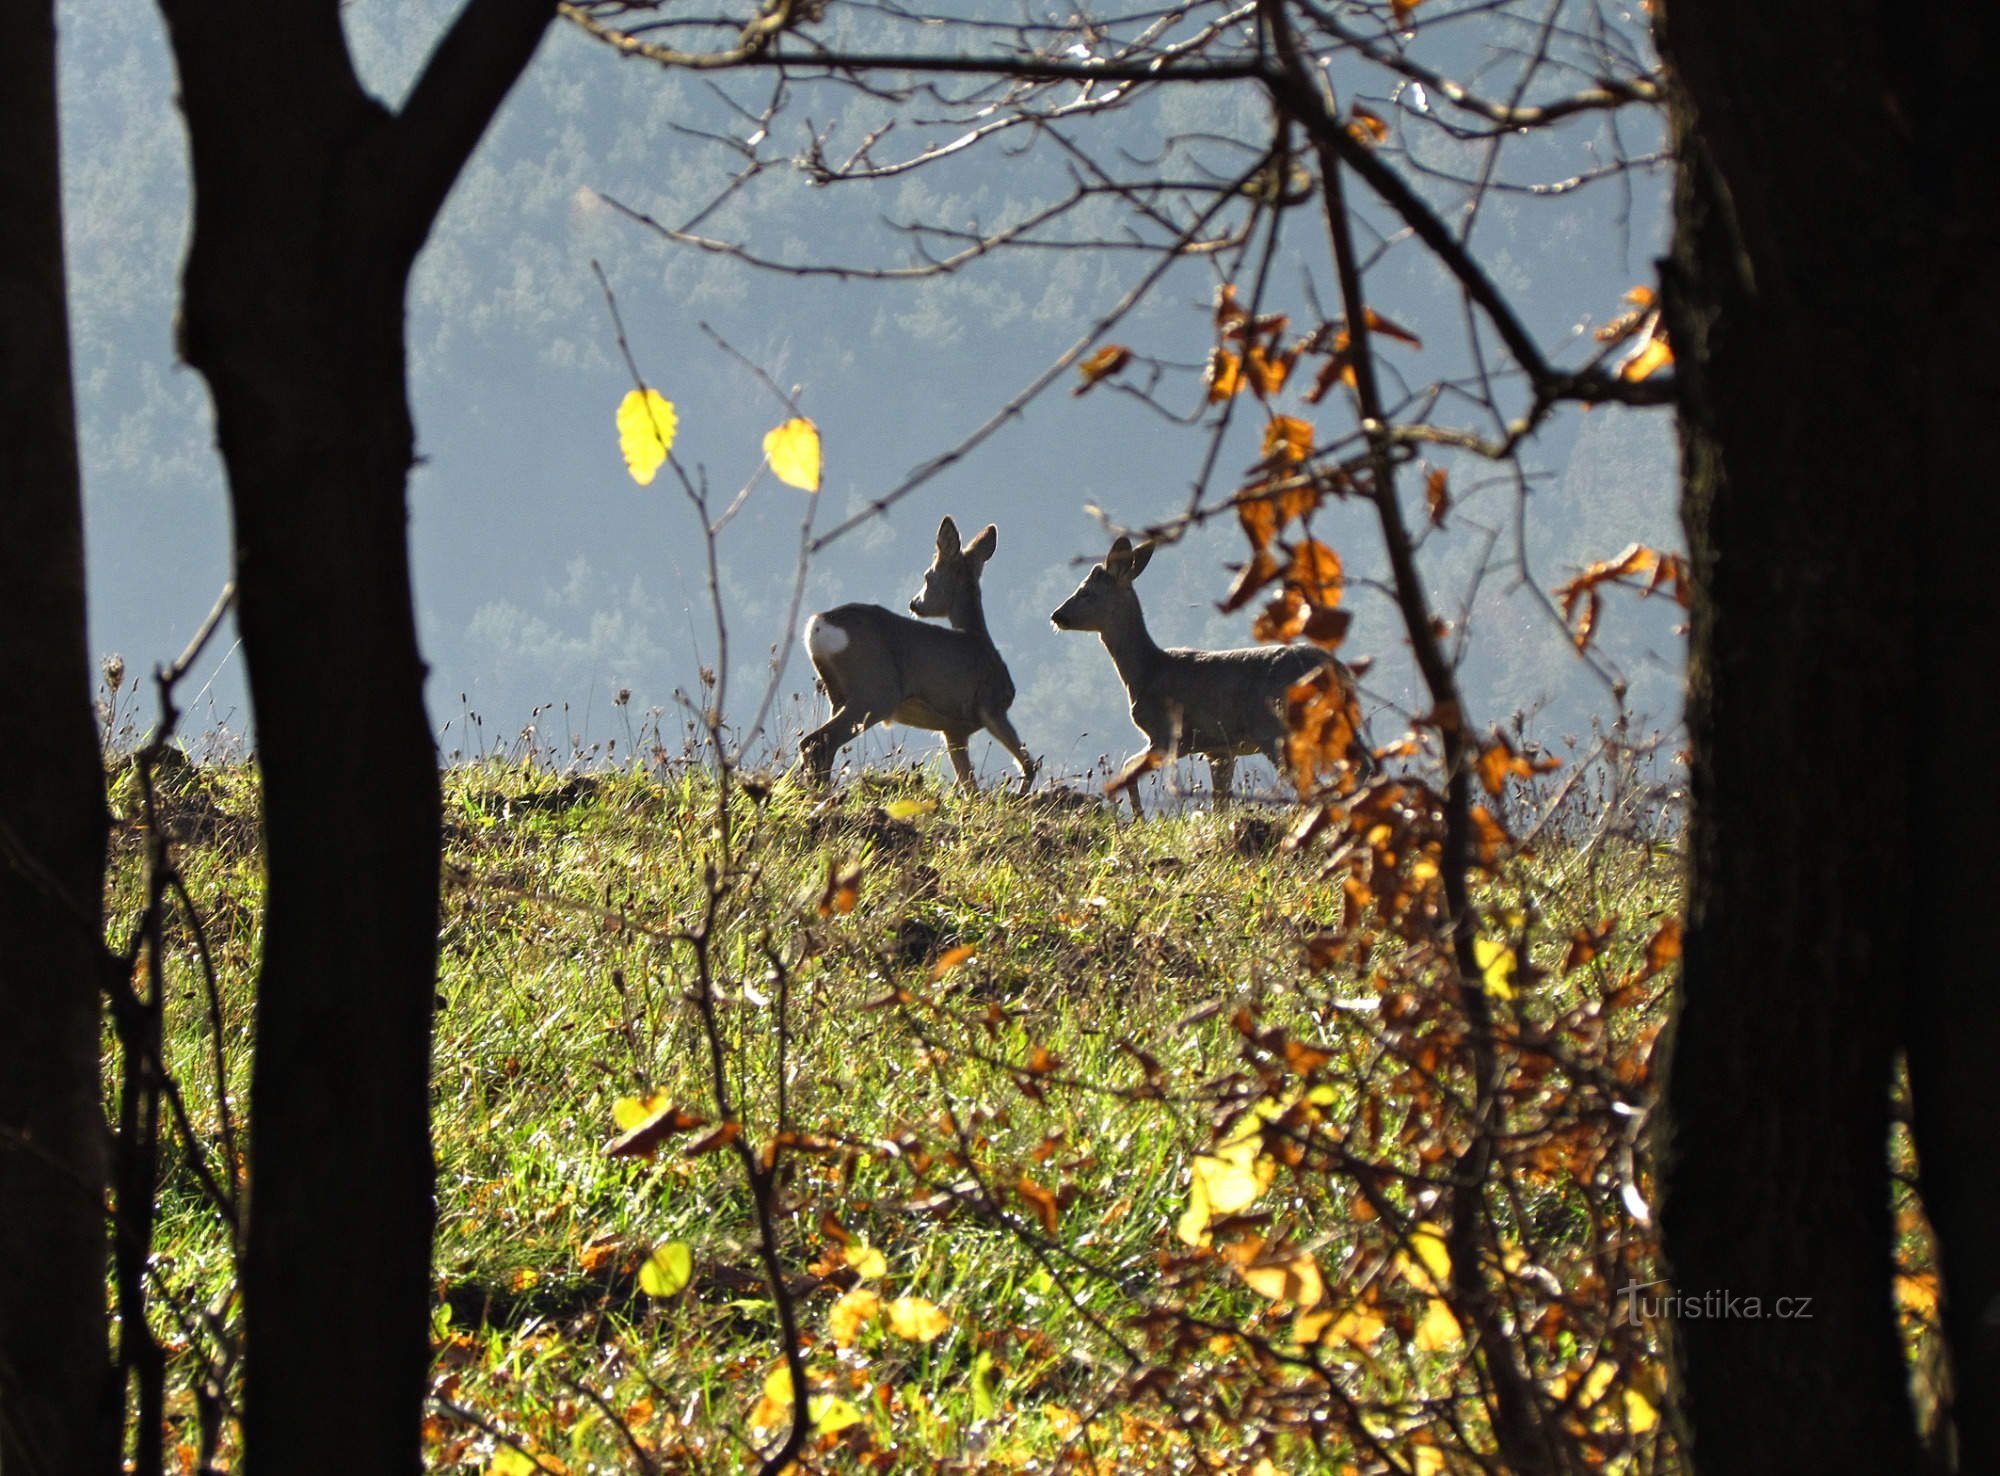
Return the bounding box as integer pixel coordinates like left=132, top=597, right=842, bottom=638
left=1221, top=548, right=1282, bottom=614
left=607, top=1103, right=708, bottom=1160
left=1016, top=1175, right=1062, bottom=1235
left=1425, top=467, right=1450, bottom=528
left=684, top=1120, right=743, bottom=1158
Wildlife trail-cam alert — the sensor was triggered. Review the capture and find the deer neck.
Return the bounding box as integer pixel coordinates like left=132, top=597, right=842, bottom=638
left=1097, top=598, right=1162, bottom=691
left=947, top=581, right=994, bottom=650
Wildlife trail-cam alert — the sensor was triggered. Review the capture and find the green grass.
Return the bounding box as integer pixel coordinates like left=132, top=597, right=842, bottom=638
left=108, top=756, right=1684, bottom=1472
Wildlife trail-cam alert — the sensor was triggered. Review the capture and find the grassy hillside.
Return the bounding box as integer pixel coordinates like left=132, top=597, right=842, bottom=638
left=109, top=756, right=1683, bottom=1472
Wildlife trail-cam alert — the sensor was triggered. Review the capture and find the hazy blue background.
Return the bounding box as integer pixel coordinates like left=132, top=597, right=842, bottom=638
left=58, top=0, right=1681, bottom=793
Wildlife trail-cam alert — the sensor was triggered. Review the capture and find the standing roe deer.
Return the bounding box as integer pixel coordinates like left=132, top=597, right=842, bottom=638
left=800, top=517, right=1039, bottom=793
left=1051, top=535, right=1369, bottom=815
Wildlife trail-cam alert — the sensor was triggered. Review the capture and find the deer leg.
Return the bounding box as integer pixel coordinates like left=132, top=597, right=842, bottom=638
left=1114, top=748, right=1155, bottom=820
left=944, top=733, right=978, bottom=791
left=982, top=709, right=1039, bottom=794
left=801, top=707, right=870, bottom=784
left=1211, top=753, right=1237, bottom=808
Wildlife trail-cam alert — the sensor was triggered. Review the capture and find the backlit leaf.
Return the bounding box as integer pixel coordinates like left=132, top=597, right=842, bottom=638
left=1205, top=348, right=1245, bottom=402
left=809, top=1395, right=864, bottom=1434
left=1075, top=344, right=1132, bottom=394
left=883, top=797, right=936, bottom=820
left=1425, top=467, right=1450, bottom=527
left=931, top=944, right=976, bottom=980
left=763, top=417, right=822, bottom=491
left=606, top=1099, right=706, bottom=1160
left=1474, top=937, right=1518, bottom=999
left=1414, top=1296, right=1462, bottom=1350
left=843, top=1241, right=888, bottom=1280
left=638, top=1241, right=692, bottom=1297
left=612, top=1091, right=671, bottom=1131
left=817, top=859, right=863, bottom=917
left=616, top=388, right=677, bottom=487
left=1262, top=416, right=1314, bottom=463
left=886, top=1295, right=952, bottom=1342
left=829, top=1286, right=881, bottom=1346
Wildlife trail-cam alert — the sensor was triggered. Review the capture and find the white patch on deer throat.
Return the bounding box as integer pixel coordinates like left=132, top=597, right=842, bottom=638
left=805, top=614, right=849, bottom=658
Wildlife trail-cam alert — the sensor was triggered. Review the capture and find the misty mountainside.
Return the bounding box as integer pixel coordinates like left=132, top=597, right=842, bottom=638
left=61, top=0, right=1679, bottom=786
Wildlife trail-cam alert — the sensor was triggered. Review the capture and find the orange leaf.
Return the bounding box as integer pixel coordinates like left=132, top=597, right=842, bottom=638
left=1262, top=416, right=1314, bottom=463
left=1348, top=105, right=1389, bottom=145
left=1074, top=344, right=1132, bottom=395
left=1244, top=345, right=1293, bottom=397
left=1363, top=308, right=1422, bottom=348
left=817, top=859, right=863, bottom=917
left=1639, top=917, right=1683, bottom=980
left=931, top=944, right=976, bottom=979
left=1425, top=467, right=1450, bottom=528
left=1619, top=334, right=1673, bottom=381
left=1206, top=348, right=1245, bottom=402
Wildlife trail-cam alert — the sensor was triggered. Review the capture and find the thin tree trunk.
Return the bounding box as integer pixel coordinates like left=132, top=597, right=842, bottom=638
left=152, top=3, right=553, bottom=1467
left=0, top=1, right=116, bottom=1471
left=1657, top=2, right=1997, bottom=1469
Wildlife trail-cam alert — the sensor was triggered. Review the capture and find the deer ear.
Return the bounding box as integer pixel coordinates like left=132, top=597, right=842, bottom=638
left=936, top=516, right=961, bottom=556
left=965, top=524, right=998, bottom=563
left=1107, top=535, right=1134, bottom=569
left=1127, top=540, right=1157, bottom=579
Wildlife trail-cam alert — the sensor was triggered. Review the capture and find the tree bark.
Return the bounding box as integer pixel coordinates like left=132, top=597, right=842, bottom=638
left=150, top=3, right=553, bottom=1467
left=0, top=2, right=116, bottom=1472
left=1660, top=2, right=2000, bottom=1469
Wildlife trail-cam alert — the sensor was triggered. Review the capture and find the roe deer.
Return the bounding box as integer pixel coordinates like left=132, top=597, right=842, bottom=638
left=800, top=517, right=1039, bottom=792
left=1051, top=535, right=1369, bottom=815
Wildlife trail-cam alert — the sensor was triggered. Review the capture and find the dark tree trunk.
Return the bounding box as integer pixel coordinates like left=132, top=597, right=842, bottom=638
left=1660, top=2, right=2000, bottom=1470
left=150, top=3, right=552, bottom=1467
left=0, top=2, right=117, bottom=1472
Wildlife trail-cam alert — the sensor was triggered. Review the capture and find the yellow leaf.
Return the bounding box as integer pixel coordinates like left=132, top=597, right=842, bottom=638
left=885, top=1296, right=951, bottom=1343
left=1398, top=1223, right=1452, bottom=1293
left=1411, top=1447, right=1444, bottom=1476
left=1473, top=937, right=1517, bottom=1000
left=637, top=1242, right=692, bottom=1297
left=612, top=1091, right=670, bottom=1130
left=1241, top=1249, right=1325, bottom=1309
left=616, top=388, right=677, bottom=487
left=764, top=417, right=822, bottom=492
left=843, top=1242, right=889, bottom=1280
left=1324, top=1306, right=1387, bottom=1348
left=828, top=1287, right=881, bottom=1347
left=1177, top=1097, right=1283, bottom=1245
left=1414, top=1296, right=1461, bottom=1351
left=750, top=1362, right=798, bottom=1429
left=883, top=797, right=936, bottom=820
left=809, top=1395, right=864, bottom=1434
left=488, top=1449, right=539, bottom=1476
left=1624, top=1386, right=1660, bottom=1434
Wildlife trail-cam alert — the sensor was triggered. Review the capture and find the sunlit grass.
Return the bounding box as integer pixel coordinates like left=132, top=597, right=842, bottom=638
left=109, top=756, right=1682, bottom=1471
